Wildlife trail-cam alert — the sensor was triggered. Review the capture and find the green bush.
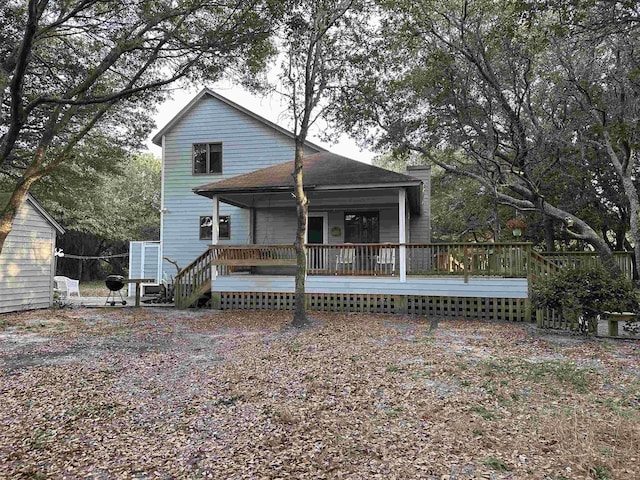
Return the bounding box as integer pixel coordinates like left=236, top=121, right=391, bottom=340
left=531, top=264, right=638, bottom=334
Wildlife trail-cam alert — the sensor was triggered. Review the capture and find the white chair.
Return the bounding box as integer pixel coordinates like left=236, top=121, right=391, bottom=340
left=54, top=276, right=81, bottom=298
left=335, top=247, right=355, bottom=273
left=376, top=246, right=396, bottom=275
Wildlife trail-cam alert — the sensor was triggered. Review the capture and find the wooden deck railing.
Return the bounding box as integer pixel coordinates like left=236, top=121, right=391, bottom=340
left=206, top=243, right=537, bottom=277
left=173, top=243, right=634, bottom=309
left=542, top=252, right=633, bottom=280
left=404, top=243, right=532, bottom=277
left=529, top=251, right=559, bottom=281
left=209, top=244, right=296, bottom=275
left=178, top=244, right=633, bottom=280
left=307, top=244, right=399, bottom=276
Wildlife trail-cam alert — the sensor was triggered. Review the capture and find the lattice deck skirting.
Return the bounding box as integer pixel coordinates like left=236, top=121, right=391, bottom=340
left=217, top=292, right=530, bottom=322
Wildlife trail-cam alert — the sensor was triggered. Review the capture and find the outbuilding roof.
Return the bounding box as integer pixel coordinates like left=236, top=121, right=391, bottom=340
left=193, top=152, right=424, bottom=213
left=0, top=192, right=65, bottom=235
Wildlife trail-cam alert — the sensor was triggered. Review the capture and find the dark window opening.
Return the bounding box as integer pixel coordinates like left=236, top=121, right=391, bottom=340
left=308, top=216, right=324, bottom=244
left=344, top=212, right=379, bottom=243
left=199, top=215, right=230, bottom=241
left=199, top=216, right=213, bottom=240
left=219, top=215, right=230, bottom=239
left=193, top=143, right=222, bottom=174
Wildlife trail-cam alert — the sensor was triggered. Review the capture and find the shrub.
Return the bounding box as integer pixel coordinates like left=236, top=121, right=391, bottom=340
left=531, top=264, right=638, bottom=334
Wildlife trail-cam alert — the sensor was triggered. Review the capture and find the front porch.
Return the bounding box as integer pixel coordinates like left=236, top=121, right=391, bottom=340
left=191, top=153, right=432, bottom=278
left=174, top=242, right=539, bottom=318
left=173, top=242, right=633, bottom=322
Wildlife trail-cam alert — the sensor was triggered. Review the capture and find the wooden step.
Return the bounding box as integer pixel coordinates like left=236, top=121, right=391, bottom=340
left=176, top=280, right=211, bottom=309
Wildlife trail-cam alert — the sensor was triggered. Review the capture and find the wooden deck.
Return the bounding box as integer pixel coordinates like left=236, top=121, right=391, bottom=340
left=173, top=242, right=633, bottom=323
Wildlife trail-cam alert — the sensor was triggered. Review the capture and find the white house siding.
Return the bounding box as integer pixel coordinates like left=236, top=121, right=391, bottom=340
left=327, top=211, right=343, bottom=244
left=129, top=242, right=143, bottom=278
left=211, top=275, right=528, bottom=298
left=161, top=94, right=319, bottom=279
left=0, top=200, right=56, bottom=313
left=143, top=244, right=160, bottom=279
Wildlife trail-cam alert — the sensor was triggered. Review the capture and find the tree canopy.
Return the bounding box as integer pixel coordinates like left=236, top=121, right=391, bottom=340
left=0, top=0, right=278, bottom=253
left=333, top=0, right=640, bottom=273
left=32, top=152, right=161, bottom=241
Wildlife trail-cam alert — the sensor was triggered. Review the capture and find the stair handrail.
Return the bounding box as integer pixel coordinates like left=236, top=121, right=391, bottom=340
left=174, top=247, right=216, bottom=308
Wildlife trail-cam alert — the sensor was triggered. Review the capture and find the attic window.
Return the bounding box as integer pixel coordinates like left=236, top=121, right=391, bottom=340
left=193, top=143, right=222, bottom=174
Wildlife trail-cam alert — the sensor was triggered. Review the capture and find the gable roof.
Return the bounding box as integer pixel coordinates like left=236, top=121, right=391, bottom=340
left=0, top=192, right=65, bottom=235
left=151, top=88, right=327, bottom=153
left=193, top=152, right=424, bottom=213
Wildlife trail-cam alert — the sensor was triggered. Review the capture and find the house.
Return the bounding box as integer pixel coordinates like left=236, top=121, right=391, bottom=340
left=131, top=88, right=530, bottom=320
left=130, top=87, right=325, bottom=294
left=0, top=193, right=65, bottom=313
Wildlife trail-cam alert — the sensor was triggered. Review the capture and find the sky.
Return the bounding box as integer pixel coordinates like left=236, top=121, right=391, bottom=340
left=145, top=81, right=376, bottom=164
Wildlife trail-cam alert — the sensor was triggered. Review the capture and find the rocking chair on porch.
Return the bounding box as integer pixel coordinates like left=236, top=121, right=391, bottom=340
left=335, top=246, right=355, bottom=273
left=375, top=246, right=396, bottom=275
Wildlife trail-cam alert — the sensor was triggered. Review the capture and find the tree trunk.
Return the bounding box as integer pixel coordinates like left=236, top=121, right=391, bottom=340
left=566, top=217, right=619, bottom=274
left=292, top=140, right=309, bottom=327
left=497, top=188, right=622, bottom=276
left=0, top=177, right=37, bottom=254
left=492, top=197, right=500, bottom=241
left=603, top=138, right=640, bottom=281
left=491, top=180, right=622, bottom=276
left=543, top=214, right=555, bottom=252
left=624, top=238, right=638, bottom=281
left=621, top=175, right=640, bottom=282
left=0, top=144, right=49, bottom=255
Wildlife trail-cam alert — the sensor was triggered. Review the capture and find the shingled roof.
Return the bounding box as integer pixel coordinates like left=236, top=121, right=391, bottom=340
left=193, top=152, right=423, bottom=215
left=194, top=152, right=421, bottom=195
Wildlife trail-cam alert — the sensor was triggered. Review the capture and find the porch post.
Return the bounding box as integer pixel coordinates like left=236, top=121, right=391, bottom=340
left=211, top=195, right=219, bottom=279
left=211, top=195, right=220, bottom=308
left=212, top=195, right=219, bottom=245
left=399, top=189, right=407, bottom=282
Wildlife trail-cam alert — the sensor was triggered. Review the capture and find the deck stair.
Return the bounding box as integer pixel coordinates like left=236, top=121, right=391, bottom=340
left=529, top=251, right=559, bottom=281
left=174, top=248, right=216, bottom=309
left=174, top=245, right=297, bottom=309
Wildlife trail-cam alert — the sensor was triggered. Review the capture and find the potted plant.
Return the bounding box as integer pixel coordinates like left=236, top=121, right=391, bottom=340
left=506, top=217, right=527, bottom=237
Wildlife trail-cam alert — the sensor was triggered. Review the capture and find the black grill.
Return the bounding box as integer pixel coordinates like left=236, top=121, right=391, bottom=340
left=105, top=275, right=126, bottom=306
left=105, top=275, right=125, bottom=291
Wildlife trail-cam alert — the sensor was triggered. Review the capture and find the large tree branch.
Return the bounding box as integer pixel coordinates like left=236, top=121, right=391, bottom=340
left=1, top=0, right=47, bottom=163
left=24, top=12, right=187, bottom=115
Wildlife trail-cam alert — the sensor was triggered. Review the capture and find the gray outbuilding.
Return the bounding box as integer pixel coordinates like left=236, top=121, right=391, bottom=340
left=0, top=193, right=65, bottom=313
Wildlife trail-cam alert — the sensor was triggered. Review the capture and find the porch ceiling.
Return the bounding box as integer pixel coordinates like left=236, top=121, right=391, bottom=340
left=211, top=187, right=418, bottom=212
left=193, top=152, right=424, bottom=214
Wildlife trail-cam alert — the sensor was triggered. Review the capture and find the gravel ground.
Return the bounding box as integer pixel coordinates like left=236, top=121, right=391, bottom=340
left=0, top=308, right=639, bottom=479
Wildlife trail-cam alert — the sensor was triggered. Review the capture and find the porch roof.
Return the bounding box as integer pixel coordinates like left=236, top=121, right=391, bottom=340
left=193, top=152, right=424, bottom=213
